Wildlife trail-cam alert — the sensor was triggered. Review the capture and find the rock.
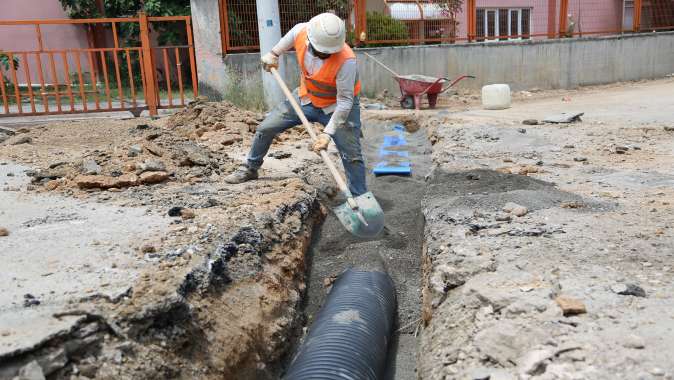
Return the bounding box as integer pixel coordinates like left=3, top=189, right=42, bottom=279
left=75, top=174, right=138, bottom=189
left=141, top=244, right=156, bottom=253
left=555, top=295, right=586, bottom=316
left=560, top=201, right=584, bottom=209
left=136, top=124, right=150, bottom=130
left=180, top=208, right=196, bottom=219
left=178, top=143, right=210, bottom=166
left=16, top=360, right=45, bottom=380
left=78, top=363, right=98, bottom=378
left=518, top=349, right=553, bottom=376
left=144, top=143, right=164, bottom=156
left=137, top=160, right=166, bottom=173
left=573, top=157, right=587, bottom=162
left=110, top=174, right=139, bottom=188
left=122, top=163, right=136, bottom=172
left=219, top=134, right=243, bottom=146
left=522, top=119, right=538, bottom=125
left=664, top=126, right=674, bottom=132
left=11, top=136, right=33, bottom=145
left=45, top=180, right=60, bottom=191
left=517, top=128, right=527, bottom=134
left=650, top=367, right=665, bottom=377
left=615, top=146, right=629, bottom=154
left=503, top=202, right=528, bottom=217
left=139, top=171, right=169, bottom=184
left=168, top=206, right=183, bottom=217
left=268, top=151, right=292, bottom=159
left=517, top=165, right=539, bottom=175
left=623, top=334, right=645, bottom=349
left=128, top=145, right=142, bottom=157
left=610, top=283, right=646, bottom=297
left=563, top=144, right=575, bottom=149
left=81, top=159, right=102, bottom=175
left=23, top=293, right=40, bottom=307
left=33, top=167, right=69, bottom=182
left=495, top=213, right=512, bottom=222
left=37, top=348, right=67, bottom=376
left=0, top=126, right=16, bottom=136
left=145, top=133, right=161, bottom=141
left=0, top=227, right=8, bottom=236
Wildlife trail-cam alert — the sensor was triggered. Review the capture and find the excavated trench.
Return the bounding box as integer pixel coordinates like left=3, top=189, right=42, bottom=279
left=282, top=120, right=434, bottom=379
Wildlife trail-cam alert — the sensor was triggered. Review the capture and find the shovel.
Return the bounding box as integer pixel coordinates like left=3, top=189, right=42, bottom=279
left=269, top=67, right=385, bottom=238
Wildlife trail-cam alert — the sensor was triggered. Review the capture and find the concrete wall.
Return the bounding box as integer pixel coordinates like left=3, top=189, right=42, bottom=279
left=194, top=31, right=674, bottom=106
left=356, top=31, right=674, bottom=94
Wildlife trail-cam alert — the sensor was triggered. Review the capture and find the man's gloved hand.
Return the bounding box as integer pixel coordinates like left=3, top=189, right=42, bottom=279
left=311, top=133, right=331, bottom=153
left=261, top=52, right=279, bottom=72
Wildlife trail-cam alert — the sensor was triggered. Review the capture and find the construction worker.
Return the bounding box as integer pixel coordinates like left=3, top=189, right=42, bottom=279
left=225, top=13, right=367, bottom=197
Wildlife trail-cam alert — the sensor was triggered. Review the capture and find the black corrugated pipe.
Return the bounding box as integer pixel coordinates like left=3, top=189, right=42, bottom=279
left=283, top=267, right=396, bottom=380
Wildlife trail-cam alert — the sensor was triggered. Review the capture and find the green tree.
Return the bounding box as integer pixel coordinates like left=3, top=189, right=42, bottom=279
left=58, top=0, right=191, bottom=45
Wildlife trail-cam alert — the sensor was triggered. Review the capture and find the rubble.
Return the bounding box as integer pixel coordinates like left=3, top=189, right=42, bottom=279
left=555, top=295, right=587, bottom=316
left=11, top=136, right=32, bottom=145
left=138, top=171, right=169, bottom=184
left=623, top=334, right=646, bottom=349
left=610, top=283, right=647, bottom=297
left=503, top=202, right=529, bottom=217
left=75, top=174, right=139, bottom=189
left=81, top=159, right=102, bottom=175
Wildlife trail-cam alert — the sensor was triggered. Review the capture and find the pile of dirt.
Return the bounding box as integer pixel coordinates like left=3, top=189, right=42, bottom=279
left=0, top=99, right=309, bottom=196
left=164, top=98, right=309, bottom=147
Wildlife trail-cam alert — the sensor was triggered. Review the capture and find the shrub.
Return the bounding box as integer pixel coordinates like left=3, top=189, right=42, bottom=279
left=365, top=12, right=410, bottom=46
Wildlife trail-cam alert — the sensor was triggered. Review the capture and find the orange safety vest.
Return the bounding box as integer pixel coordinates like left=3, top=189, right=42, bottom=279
left=294, top=27, right=361, bottom=108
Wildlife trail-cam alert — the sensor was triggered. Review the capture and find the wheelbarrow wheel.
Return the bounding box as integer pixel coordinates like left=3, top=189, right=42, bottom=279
left=400, top=95, right=415, bottom=110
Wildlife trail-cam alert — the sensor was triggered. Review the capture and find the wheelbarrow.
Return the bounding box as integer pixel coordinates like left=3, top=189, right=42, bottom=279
left=363, top=52, right=475, bottom=110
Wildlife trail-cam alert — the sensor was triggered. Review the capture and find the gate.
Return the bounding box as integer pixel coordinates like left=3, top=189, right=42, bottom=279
left=0, top=14, right=198, bottom=117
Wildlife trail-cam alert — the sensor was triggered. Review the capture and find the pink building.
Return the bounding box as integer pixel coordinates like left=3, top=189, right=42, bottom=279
left=1, top=0, right=90, bottom=83
left=379, top=0, right=634, bottom=41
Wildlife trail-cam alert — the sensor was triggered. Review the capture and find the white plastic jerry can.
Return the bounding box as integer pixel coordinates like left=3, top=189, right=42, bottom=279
left=482, top=84, right=512, bottom=110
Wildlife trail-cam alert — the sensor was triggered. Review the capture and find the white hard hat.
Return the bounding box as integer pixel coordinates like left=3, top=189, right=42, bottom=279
left=307, top=13, right=346, bottom=54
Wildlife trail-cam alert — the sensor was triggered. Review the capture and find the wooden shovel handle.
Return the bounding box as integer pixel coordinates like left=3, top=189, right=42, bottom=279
left=269, top=68, right=354, bottom=200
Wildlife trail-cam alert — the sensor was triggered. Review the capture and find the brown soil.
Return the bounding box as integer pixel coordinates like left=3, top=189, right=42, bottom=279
left=0, top=99, right=308, bottom=200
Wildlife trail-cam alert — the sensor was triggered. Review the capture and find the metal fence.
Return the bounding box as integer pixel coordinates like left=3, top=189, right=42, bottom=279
left=218, top=0, right=674, bottom=52
left=0, top=14, right=198, bottom=118
left=220, top=0, right=352, bottom=51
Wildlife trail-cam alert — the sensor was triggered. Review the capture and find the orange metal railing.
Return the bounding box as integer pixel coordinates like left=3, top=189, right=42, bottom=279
left=216, top=0, right=674, bottom=52
left=0, top=14, right=198, bottom=117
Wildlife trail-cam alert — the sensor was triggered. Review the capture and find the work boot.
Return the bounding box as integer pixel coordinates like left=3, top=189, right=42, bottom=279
left=224, top=165, right=258, bottom=184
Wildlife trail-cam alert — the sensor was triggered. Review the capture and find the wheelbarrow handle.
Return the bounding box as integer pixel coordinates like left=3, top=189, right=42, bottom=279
left=440, top=75, right=476, bottom=94
left=418, top=77, right=449, bottom=98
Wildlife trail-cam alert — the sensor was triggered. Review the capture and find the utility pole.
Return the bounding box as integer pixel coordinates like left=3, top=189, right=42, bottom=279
left=256, top=0, right=284, bottom=107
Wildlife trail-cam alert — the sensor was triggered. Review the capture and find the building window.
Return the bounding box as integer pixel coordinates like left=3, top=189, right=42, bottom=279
left=476, top=8, right=531, bottom=41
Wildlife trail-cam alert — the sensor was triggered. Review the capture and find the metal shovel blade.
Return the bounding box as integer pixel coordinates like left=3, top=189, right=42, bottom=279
left=334, top=192, right=385, bottom=238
